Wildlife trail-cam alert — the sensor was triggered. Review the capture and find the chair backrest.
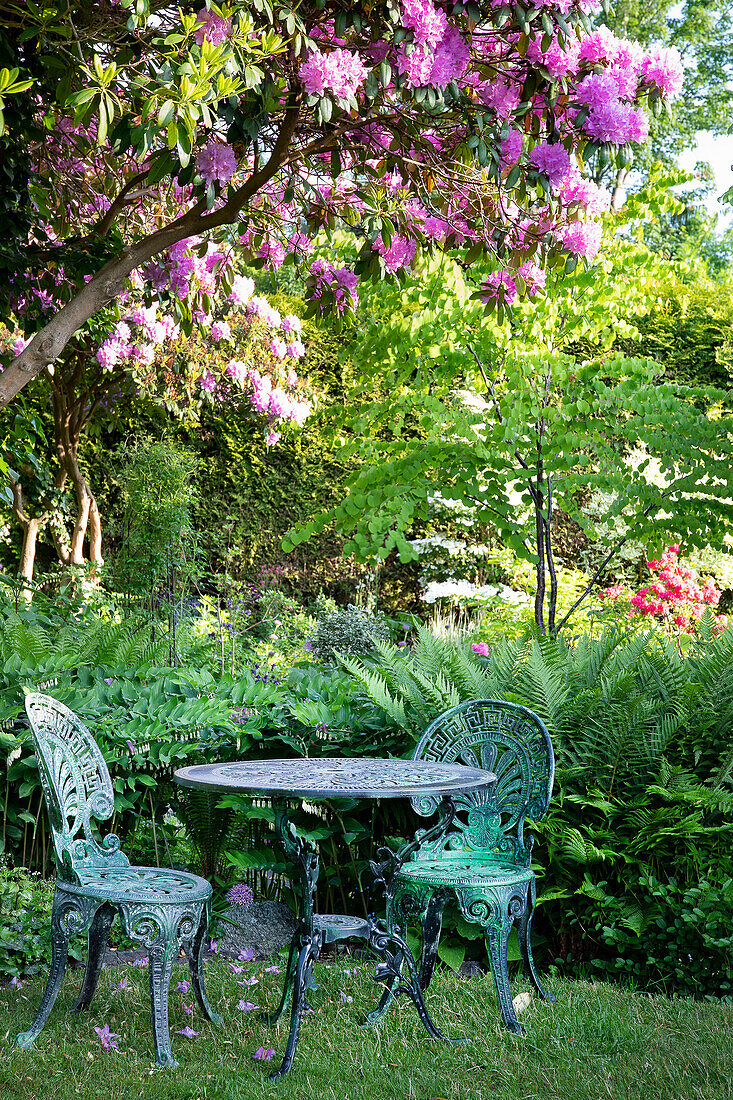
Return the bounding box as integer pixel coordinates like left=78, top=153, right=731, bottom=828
left=24, top=693, right=128, bottom=883
left=411, top=699, right=554, bottom=864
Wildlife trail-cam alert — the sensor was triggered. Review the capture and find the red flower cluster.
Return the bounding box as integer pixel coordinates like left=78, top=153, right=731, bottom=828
left=599, top=547, right=728, bottom=634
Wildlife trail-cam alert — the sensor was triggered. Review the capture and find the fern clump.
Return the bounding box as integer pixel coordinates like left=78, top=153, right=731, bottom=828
left=310, top=605, right=390, bottom=664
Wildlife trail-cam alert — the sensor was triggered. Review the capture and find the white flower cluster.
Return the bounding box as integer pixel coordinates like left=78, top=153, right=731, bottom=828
left=409, top=535, right=489, bottom=558
left=422, top=581, right=531, bottom=605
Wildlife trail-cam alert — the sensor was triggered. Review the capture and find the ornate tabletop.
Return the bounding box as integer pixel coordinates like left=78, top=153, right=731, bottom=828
left=173, top=756, right=496, bottom=800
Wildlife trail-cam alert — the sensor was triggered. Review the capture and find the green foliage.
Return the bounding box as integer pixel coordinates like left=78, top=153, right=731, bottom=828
left=113, top=439, right=199, bottom=598
left=290, top=202, right=733, bottom=635
left=0, top=863, right=55, bottom=981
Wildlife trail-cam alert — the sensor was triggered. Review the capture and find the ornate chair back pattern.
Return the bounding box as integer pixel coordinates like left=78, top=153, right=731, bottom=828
left=410, top=700, right=554, bottom=866
left=24, top=693, right=129, bottom=884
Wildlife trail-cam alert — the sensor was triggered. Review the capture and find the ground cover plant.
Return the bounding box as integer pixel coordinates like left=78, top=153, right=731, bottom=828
left=0, top=960, right=731, bottom=1100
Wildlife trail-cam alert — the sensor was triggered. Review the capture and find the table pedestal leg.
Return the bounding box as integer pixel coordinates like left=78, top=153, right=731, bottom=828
left=265, top=799, right=321, bottom=1080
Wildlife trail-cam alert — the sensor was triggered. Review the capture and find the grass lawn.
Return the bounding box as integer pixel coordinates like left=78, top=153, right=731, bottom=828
left=0, top=958, right=730, bottom=1100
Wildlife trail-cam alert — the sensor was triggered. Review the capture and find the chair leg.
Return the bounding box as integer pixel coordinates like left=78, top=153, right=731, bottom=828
left=71, top=903, right=115, bottom=1013
left=16, top=895, right=76, bottom=1049
left=185, top=901, right=223, bottom=1025
left=517, top=881, right=555, bottom=1003
left=148, top=940, right=179, bottom=1069
left=485, top=918, right=523, bottom=1035
left=419, top=891, right=448, bottom=991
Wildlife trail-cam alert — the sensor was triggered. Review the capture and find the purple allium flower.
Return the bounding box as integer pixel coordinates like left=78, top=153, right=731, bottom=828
left=253, top=1046, right=276, bottom=1061
left=175, top=1026, right=199, bottom=1039
left=226, top=882, right=255, bottom=908
left=93, top=1024, right=119, bottom=1052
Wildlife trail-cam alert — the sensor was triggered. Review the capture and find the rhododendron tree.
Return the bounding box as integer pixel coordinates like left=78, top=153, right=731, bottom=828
left=599, top=547, right=728, bottom=635
left=0, top=0, right=684, bottom=409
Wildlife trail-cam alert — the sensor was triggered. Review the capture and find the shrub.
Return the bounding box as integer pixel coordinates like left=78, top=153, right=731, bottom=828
left=310, top=604, right=390, bottom=663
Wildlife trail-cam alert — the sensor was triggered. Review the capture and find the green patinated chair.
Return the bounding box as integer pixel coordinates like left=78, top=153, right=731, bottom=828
left=16, top=693, right=222, bottom=1068
left=381, top=699, right=555, bottom=1034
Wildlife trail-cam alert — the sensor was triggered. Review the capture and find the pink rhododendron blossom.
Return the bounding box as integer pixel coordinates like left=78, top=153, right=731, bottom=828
left=286, top=340, right=305, bottom=359
left=530, top=141, right=573, bottom=187
left=270, top=338, right=287, bottom=359
left=281, top=313, right=302, bottom=333
left=194, top=7, right=232, bottom=46
left=13, top=337, right=28, bottom=356
left=196, top=139, right=237, bottom=186
left=374, top=233, right=417, bottom=273
left=583, top=102, right=649, bottom=144
left=501, top=129, right=523, bottom=167
left=471, top=641, right=489, bottom=656
left=559, top=218, right=604, bottom=260
left=308, top=258, right=359, bottom=314
left=265, top=430, right=281, bottom=447
left=559, top=169, right=611, bottom=215
left=579, top=25, right=621, bottom=65
left=229, top=274, right=255, bottom=306
left=479, top=80, right=521, bottom=118
left=401, top=0, right=447, bottom=49
left=226, top=358, right=247, bottom=383
left=527, top=36, right=580, bottom=79
left=480, top=270, right=517, bottom=305
left=641, top=46, right=684, bottom=97
left=395, top=44, right=434, bottom=87
left=300, top=48, right=367, bottom=99
left=430, top=26, right=470, bottom=85
left=199, top=371, right=216, bottom=393
left=211, top=320, right=231, bottom=342
left=258, top=239, right=286, bottom=268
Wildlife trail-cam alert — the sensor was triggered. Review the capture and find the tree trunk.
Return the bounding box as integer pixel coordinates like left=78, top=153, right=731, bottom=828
left=9, top=476, right=48, bottom=604
left=17, top=516, right=42, bottom=604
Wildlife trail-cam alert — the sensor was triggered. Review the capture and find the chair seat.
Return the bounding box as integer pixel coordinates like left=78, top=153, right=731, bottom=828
left=58, top=867, right=212, bottom=905
left=396, top=854, right=533, bottom=890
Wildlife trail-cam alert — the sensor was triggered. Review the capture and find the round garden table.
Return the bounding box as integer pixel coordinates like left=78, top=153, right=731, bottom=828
left=174, top=757, right=496, bottom=1079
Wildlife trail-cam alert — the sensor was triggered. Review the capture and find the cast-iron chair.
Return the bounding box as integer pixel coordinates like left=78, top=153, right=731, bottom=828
left=15, top=693, right=221, bottom=1067
left=374, top=699, right=555, bottom=1034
